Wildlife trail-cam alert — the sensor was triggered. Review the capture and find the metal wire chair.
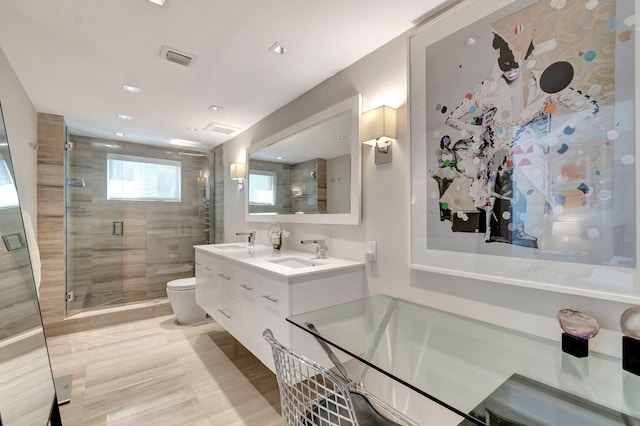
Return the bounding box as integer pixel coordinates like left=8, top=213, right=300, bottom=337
left=263, top=328, right=409, bottom=426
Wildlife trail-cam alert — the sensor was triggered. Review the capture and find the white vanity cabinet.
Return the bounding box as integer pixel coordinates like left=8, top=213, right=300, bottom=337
left=194, top=245, right=365, bottom=372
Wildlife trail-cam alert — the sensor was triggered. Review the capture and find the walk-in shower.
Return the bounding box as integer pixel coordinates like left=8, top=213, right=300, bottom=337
left=64, top=134, right=212, bottom=316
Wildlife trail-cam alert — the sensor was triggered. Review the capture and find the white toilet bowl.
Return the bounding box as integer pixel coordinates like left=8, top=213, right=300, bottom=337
left=166, top=277, right=207, bottom=324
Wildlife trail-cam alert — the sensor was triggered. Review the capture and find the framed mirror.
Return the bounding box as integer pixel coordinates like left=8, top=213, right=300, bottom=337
left=246, top=94, right=361, bottom=225
left=0, top=103, right=60, bottom=424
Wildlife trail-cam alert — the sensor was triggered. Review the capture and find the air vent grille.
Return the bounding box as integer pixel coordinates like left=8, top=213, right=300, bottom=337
left=204, top=122, right=240, bottom=135
left=166, top=50, right=192, bottom=66
left=159, top=46, right=197, bottom=67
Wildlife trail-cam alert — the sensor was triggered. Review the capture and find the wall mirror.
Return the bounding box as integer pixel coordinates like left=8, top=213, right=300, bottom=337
left=0, top=103, right=60, bottom=424
left=246, top=94, right=361, bottom=225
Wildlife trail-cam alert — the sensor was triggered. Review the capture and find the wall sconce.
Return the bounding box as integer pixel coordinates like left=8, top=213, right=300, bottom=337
left=552, top=221, right=580, bottom=254
left=230, top=162, right=246, bottom=190
left=361, top=105, right=397, bottom=165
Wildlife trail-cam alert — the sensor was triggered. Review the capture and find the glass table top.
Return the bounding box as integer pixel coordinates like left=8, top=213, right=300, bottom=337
left=287, top=295, right=640, bottom=425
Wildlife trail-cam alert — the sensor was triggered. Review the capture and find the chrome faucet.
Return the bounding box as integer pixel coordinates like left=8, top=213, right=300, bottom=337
left=301, top=239, right=327, bottom=259
left=236, top=231, right=256, bottom=246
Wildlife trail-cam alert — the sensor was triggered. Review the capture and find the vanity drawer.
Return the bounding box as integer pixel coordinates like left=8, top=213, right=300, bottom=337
left=214, top=259, right=235, bottom=286
left=216, top=293, right=242, bottom=341
left=255, top=275, right=288, bottom=317
left=255, top=278, right=290, bottom=370
left=236, top=270, right=257, bottom=304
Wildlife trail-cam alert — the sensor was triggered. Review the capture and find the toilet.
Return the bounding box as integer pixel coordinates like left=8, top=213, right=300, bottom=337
left=166, top=277, right=207, bottom=324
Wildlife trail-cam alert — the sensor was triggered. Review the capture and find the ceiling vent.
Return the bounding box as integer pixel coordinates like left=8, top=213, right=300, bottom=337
left=159, top=46, right=197, bottom=67
left=204, top=122, right=240, bottom=135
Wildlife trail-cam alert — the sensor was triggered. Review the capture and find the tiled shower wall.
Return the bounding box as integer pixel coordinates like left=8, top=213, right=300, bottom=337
left=66, top=136, right=211, bottom=314
left=247, top=158, right=328, bottom=214
left=37, top=113, right=67, bottom=332
left=291, top=158, right=327, bottom=214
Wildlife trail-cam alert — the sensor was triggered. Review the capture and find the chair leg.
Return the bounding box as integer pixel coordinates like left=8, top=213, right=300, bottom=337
left=351, top=389, right=421, bottom=426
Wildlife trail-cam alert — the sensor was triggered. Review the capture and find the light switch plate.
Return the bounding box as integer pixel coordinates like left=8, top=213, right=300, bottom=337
left=366, top=241, right=377, bottom=261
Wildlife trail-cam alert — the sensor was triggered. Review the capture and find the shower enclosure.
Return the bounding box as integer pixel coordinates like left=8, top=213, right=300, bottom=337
left=64, top=134, right=212, bottom=316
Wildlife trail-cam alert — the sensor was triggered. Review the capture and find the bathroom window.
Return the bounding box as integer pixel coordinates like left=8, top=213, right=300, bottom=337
left=107, top=154, right=181, bottom=202
left=248, top=170, right=276, bottom=205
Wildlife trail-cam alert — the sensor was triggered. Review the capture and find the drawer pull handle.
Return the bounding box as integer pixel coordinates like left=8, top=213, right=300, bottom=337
left=240, top=284, right=254, bottom=291
left=217, top=309, right=232, bottom=319
left=262, top=295, right=279, bottom=303
left=217, top=273, right=231, bottom=280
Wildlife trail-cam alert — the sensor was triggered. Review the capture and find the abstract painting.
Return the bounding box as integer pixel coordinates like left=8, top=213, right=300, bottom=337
left=410, top=0, right=638, bottom=302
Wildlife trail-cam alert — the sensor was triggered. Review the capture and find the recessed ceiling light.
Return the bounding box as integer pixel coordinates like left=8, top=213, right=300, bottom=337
left=118, top=114, right=132, bottom=120
left=276, top=156, right=283, bottom=160
left=187, top=127, right=198, bottom=131
left=268, top=42, right=287, bottom=55
left=148, top=0, right=165, bottom=5
left=115, top=132, right=125, bottom=137
left=208, top=105, right=224, bottom=111
left=122, top=84, right=141, bottom=94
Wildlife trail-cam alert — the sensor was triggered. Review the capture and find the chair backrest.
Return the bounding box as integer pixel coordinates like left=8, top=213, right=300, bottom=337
left=263, top=328, right=358, bottom=426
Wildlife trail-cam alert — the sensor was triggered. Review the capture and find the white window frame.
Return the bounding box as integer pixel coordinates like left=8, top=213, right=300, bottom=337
left=248, top=170, right=277, bottom=206
left=107, top=154, right=182, bottom=202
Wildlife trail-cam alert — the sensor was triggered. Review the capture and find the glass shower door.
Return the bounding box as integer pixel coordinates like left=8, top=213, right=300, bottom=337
left=65, top=137, right=124, bottom=316
left=144, top=146, right=208, bottom=299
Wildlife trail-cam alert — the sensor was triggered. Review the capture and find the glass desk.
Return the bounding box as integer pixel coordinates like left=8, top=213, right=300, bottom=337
left=287, top=295, right=640, bottom=425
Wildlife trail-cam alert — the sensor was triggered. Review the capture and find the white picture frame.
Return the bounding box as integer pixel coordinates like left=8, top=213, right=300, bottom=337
left=410, top=0, right=639, bottom=303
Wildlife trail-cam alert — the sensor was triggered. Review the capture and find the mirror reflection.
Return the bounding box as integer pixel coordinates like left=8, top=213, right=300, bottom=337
left=249, top=111, right=351, bottom=215
left=246, top=94, right=361, bottom=224
left=0, top=104, right=58, bottom=424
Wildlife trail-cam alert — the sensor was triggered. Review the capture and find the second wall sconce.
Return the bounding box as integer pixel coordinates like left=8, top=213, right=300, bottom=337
left=230, top=162, right=246, bottom=190
left=361, top=105, right=397, bottom=165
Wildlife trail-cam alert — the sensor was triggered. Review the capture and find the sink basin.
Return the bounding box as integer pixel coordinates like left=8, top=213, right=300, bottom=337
left=266, top=257, right=326, bottom=269
left=213, top=244, right=248, bottom=250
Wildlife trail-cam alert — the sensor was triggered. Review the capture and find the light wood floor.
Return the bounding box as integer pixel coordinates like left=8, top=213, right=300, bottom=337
left=46, top=315, right=282, bottom=425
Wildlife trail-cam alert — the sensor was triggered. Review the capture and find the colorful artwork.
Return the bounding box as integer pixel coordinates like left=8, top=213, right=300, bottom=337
left=419, top=0, right=636, bottom=267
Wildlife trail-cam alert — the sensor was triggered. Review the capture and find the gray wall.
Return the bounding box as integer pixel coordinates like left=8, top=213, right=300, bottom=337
left=0, top=47, right=38, bottom=233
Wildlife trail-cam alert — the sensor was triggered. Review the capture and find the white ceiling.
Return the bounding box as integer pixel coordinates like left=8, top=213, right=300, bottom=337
left=0, top=0, right=449, bottom=152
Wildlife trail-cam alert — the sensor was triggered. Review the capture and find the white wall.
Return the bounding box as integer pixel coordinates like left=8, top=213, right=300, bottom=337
left=0, top=47, right=38, bottom=233
left=221, top=15, right=635, bottom=362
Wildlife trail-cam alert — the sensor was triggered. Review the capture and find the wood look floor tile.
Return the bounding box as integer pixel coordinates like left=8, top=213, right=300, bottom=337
left=48, top=315, right=282, bottom=425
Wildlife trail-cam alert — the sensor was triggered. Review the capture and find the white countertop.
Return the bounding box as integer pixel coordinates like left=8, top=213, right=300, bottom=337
left=194, top=243, right=365, bottom=278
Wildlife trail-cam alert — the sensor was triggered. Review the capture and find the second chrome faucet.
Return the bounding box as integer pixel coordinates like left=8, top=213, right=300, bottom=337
left=301, top=239, right=327, bottom=259
left=236, top=231, right=256, bottom=246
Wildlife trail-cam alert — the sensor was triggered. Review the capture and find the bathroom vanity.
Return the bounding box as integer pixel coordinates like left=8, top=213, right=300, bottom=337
left=194, top=243, right=365, bottom=371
